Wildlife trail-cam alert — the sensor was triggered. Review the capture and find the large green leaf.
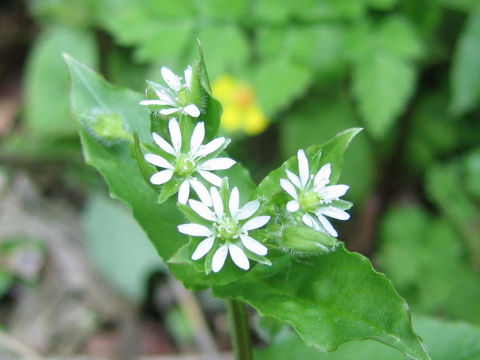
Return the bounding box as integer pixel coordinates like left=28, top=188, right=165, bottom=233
left=256, top=314, right=480, bottom=360
left=450, top=5, right=480, bottom=115
left=24, top=25, right=98, bottom=137
left=214, top=246, right=430, bottom=360
left=66, top=57, right=429, bottom=360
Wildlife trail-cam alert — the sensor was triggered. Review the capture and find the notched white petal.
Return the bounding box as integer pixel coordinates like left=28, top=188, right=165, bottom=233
left=236, top=200, right=260, bottom=220
left=190, top=122, right=205, bottom=153
left=190, top=179, right=212, bottom=207
left=189, top=199, right=215, bottom=221
left=144, top=154, right=173, bottom=169
left=184, top=104, right=200, bottom=117
left=191, top=237, right=214, bottom=260
left=323, top=185, right=349, bottom=199
left=168, top=118, right=182, bottom=153
left=196, top=137, right=226, bottom=157
left=240, top=234, right=268, bottom=256
left=286, top=170, right=302, bottom=189
left=152, top=132, right=176, bottom=155
left=314, top=163, right=331, bottom=187
left=315, top=213, right=338, bottom=238
left=201, top=158, right=236, bottom=171
left=198, top=170, right=223, bottom=187
left=150, top=169, right=173, bottom=185
left=140, top=99, right=171, bottom=106
left=178, top=181, right=190, bottom=204
left=160, top=107, right=179, bottom=115
left=229, top=244, right=250, bottom=270
left=297, top=149, right=310, bottom=186
left=280, top=179, right=298, bottom=200
left=320, top=206, right=350, bottom=220
left=229, top=187, right=239, bottom=217
left=184, top=66, right=193, bottom=90
left=210, top=187, right=224, bottom=218
left=161, top=66, right=182, bottom=91
left=177, top=223, right=212, bottom=237
left=212, top=245, right=229, bottom=273
left=242, top=216, right=270, bottom=231
left=286, top=200, right=300, bottom=212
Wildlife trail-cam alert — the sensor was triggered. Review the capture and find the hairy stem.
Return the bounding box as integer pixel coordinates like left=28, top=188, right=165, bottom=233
left=227, top=299, right=254, bottom=360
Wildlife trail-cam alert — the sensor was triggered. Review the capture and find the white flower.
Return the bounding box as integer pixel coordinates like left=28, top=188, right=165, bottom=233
left=140, top=66, right=201, bottom=118
left=280, top=149, right=350, bottom=238
left=144, top=118, right=235, bottom=204
left=178, top=186, right=270, bottom=273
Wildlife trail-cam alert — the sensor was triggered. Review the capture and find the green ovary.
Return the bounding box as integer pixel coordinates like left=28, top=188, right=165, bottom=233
left=214, top=217, right=240, bottom=241
left=175, top=154, right=196, bottom=176
left=299, top=190, right=321, bottom=212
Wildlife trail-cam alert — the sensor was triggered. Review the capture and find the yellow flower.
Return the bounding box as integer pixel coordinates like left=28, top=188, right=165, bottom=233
left=212, top=75, right=268, bottom=136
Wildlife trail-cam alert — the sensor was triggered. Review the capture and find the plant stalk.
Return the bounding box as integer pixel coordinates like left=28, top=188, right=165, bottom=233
left=226, top=299, right=254, bottom=360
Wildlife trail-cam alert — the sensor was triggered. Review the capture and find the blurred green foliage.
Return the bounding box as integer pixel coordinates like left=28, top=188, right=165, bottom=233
left=3, top=0, right=480, bottom=356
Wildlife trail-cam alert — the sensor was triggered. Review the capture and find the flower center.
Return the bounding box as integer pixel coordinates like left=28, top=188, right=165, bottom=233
left=214, top=216, right=239, bottom=241
left=299, top=190, right=321, bottom=212
left=177, top=88, right=191, bottom=107
left=175, top=154, right=196, bottom=176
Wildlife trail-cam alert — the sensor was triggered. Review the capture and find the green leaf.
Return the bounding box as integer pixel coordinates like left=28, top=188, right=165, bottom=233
left=256, top=314, right=480, bottom=360
left=83, top=193, right=165, bottom=300
left=252, top=59, right=311, bottom=117
left=450, top=5, right=480, bottom=115
left=24, top=25, right=98, bottom=137
left=215, top=245, right=430, bottom=360
left=352, top=52, right=416, bottom=138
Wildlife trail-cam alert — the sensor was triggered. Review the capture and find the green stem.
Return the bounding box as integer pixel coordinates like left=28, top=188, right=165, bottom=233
left=227, top=299, right=254, bottom=360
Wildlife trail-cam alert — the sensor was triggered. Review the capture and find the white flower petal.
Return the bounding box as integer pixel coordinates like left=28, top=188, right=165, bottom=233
left=184, top=66, right=193, bottom=90
left=198, top=170, right=222, bottom=187
left=237, top=201, right=260, bottom=220
left=200, top=158, right=236, bottom=171
left=189, top=199, right=215, bottom=221
left=140, top=99, right=172, bottom=106
left=196, top=137, right=226, bottom=157
left=242, top=216, right=270, bottom=231
left=178, top=180, right=190, bottom=204
left=168, top=118, right=182, bottom=153
left=286, top=200, right=300, bottom=212
left=191, top=237, right=214, bottom=260
left=144, top=154, right=173, bottom=169
left=323, top=185, right=349, bottom=200
left=210, top=187, right=224, bottom=218
left=153, top=88, right=176, bottom=104
left=184, top=104, right=200, bottom=117
left=160, top=107, right=179, bottom=115
left=150, top=169, right=173, bottom=185
left=314, top=163, right=331, bottom=188
left=229, top=244, right=250, bottom=270
left=320, top=206, right=350, bottom=220
left=178, top=223, right=212, bottom=237
left=190, top=179, right=212, bottom=207
left=286, top=170, right=302, bottom=189
left=161, top=66, right=182, bottom=91
left=212, top=245, right=228, bottom=273
left=280, top=179, right=298, bottom=200
left=229, top=187, right=239, bottom=217
left=302, top=214, right=316, bottom=229
left=152, top=132, right=176, bottom=155
left=297, top=149, right=310, bottom=187
left=190, top=122, right=205, bottom=153
left=240, top=234, right=268, bottom=256
left=315, top=213, right=338, bottom=237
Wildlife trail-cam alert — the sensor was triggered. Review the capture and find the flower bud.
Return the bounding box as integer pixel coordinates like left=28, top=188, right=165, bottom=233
left=280, top=225, right=339, bottom=256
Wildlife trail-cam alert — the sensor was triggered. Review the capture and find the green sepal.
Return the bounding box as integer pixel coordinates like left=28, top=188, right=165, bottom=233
left=158, top=178, right=182, bottom=204
left=191, top=41, right=223, bottom=140
left=132, top=132, right=158, bottom=191
left=281, top=226, right=339, bottom=256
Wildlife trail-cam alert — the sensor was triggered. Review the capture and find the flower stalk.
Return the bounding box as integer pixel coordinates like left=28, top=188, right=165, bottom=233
left=227, top=299, right=254, bottom=360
